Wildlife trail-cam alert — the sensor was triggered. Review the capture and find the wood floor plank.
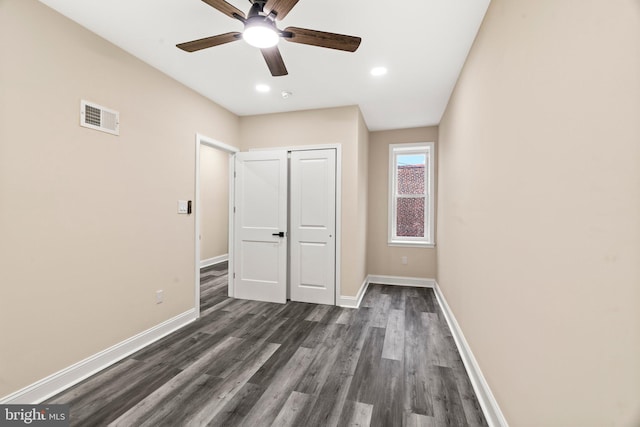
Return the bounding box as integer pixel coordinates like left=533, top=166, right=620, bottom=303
left=230, top=309, right=289, bottom=342
left=265, top=316, right=313, bottom=345
left=269, top=391, right=312, bottom=427
left=200, top=296, right=237, bottom=316
left=183, top=342, right=280, bottom=426
left=336, top=308, right=357, bottom=325
left=56, top=359, right=181, bottom=426
left=129, top=310, right=226, bottom=362
left=249, top=319, right=318, bottom=386
left=406, top=294, right=431, bottom=315
left=319, top=305, right=345, bottom=324
left=172, top=331, right=237, bottom=371
left=360, top=284, right=382, bottom=308
left=295, top=323, right=347, bottom=395
left=403, top=286, right=422, bottom=298
left=204, top=335, right=283, bottom=381
left=108, top=336, right=243, bottom=426
left=46, top=265, right=487, bottom=427
left=204, top=337, right=264, bottom=379
left=423, top=312, right=455, bottom=368
left=301, top=309, right=371, bottom=426
left=404, top=412, right=438, bottom=427
left=383, top=285, right=406, bottom=311
left=431, top=365, right=469, bottom=426
left=122, top=374, right=223, bottom=427
left=370, top=358, right=404, bottom=427
left=305, top=304, right=332, bottom=321
left=242, top=347, right=315, bottom=426
left=47, top=358, right=139, bottom=404
left=205, top=382, right=265, bottom=427
left=347, top=326, right=386, bottom=404
left=419, top=287, right=440, bottom=314
left=299, top=319, right=332, bottom=349
left=337, top=400, right=373, bottom=427
left=404, top=307, right=434, bottom=417
left=219, top=297, right=254, bottom=313
left=247, top=300, right=282, bottom=316
left=198, top=308, right=254, bottom=336
left=369, top=293, right=392, bottom=328
left=381, top=308, right=405, bottom=361
left=275, top=301, right=316, bottom=319
left=451, top=364, right=489, bottom=427
left=351, top=401, right=374, bottom=427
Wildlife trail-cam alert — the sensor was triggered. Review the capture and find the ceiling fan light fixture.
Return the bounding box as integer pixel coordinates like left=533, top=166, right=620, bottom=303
left=371, top=67, right=388, bottom=77
left=243, top=22, right=279, bottom=49
left=177, top=0, right=362, bottom=77
left=255, top=84, right=271, bottom=93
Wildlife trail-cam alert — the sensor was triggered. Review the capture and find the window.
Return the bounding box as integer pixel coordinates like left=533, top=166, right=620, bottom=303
left=388, top=142, right=435, bottom=246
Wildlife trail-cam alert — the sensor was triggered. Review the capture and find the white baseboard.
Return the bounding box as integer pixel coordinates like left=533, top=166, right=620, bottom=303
left=338, top=275, right=435, bottom=308
left=338, top=276, right=370, bottom=308
left=368, top=275, right=436, bottom=288
left=433, top=282, right=508, bottom=427
left=0, top=309, right=198, bottom=405
left=200, top=254, right=228, bottom=269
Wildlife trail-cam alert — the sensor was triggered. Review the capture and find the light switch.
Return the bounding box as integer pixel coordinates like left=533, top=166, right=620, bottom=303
left=177, top=200, right=188, bottom=214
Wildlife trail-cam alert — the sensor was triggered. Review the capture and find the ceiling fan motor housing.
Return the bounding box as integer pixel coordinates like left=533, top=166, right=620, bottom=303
left=248, top=1, right=269, bottom=18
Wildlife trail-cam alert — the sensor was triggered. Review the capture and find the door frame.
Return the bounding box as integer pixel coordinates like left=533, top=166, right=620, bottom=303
left=194, top=133, right=239, bottom=318
left=230, top=144, right=342, bottom=305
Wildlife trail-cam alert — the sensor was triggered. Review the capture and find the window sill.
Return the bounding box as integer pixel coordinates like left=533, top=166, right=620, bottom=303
left=388, top=241, right=435, bottom=249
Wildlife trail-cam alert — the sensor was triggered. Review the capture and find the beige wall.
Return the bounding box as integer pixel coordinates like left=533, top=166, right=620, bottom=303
left=356, top=110, right=370, bottom=287
left=367, top=127, right=438, bottom=278
left=438, top=0, right=640, bottom=425
left=0, top=0, right=239, bottom=399
left=239, top=106, right=368, bottom=297
left=199, top=145, right=229, bottom=261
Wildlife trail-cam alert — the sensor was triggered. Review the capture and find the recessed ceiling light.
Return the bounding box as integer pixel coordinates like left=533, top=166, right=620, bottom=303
left=255, top=84, right=270, bottom=93
left=370, top=67, right=388, bottom=76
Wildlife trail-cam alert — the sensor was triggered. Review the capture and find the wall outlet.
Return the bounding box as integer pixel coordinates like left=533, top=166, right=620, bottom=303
left=156, top=290, right=164, bottom=304
left=401, top=256, right=408, bottom=265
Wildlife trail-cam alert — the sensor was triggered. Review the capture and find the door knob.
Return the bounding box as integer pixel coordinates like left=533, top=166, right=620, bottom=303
left=272, top=232, right=285, bottom=237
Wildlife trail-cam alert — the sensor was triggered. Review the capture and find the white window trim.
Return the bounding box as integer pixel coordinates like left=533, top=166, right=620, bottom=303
left=388, top=142, right=435, bottom=247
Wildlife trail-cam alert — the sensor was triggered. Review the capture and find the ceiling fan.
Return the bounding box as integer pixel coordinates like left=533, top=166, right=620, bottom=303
left=176, top=0, right=362, bottom=77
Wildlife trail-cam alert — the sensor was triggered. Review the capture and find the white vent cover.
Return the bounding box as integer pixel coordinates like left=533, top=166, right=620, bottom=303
left=80, top=100, right=119, bottom=135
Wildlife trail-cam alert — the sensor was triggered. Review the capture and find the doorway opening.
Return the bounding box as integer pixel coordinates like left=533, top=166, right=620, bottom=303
left=194, top=133, right=239, bottom=318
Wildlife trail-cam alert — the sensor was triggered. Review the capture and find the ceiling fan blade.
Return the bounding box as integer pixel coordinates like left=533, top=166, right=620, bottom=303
left=201, top=0, right=245, bottom=20
left=260, top=47, right=288, bottom=76
left=176, top=32, right=242, bottom=52
left=264, top=0, right=299, bottom=20
left=283, top=27, right=361, bottom=52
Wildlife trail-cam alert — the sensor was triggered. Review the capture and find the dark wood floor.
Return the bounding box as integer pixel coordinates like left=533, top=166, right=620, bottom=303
left=48, top=262, right=488, bottom=426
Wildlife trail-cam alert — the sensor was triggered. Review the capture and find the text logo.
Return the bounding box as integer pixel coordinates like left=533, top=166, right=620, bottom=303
left=0, top=405, right=69, bottom=426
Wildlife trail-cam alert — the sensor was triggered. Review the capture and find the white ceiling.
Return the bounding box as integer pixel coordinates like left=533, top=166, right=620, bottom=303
left=38, top=0, right=490, bottom=131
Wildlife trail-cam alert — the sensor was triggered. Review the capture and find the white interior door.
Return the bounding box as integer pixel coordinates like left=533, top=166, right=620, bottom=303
left=290, top=149, right=336, bottom=305
left=233, top=151, right=288, bottom=304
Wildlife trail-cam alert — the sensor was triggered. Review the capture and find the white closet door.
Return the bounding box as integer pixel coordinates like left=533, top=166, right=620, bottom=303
left=290, top=149, right=336, bottom=305
left=233, top=150, right=288, bottom=304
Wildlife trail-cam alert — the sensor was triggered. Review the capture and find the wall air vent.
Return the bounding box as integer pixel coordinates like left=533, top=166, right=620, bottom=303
left=80, top=100, right=119, bottom=135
